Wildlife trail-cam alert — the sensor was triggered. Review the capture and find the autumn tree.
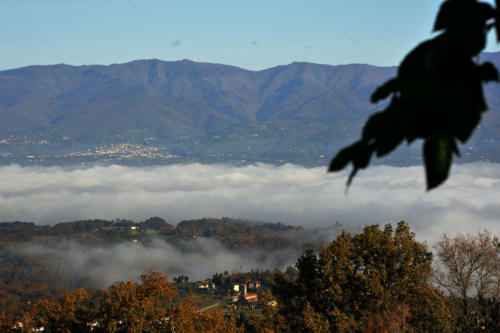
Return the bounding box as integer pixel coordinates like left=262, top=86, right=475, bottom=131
left=0, top=312, right=14, bottom=332
left=167, top=294, right=243, bottom=333
left=434, top=231, right=500, bottom=331
left=236, top=288, right=288, bottom=333
left=14, top=270, right=246, bottom=332
left=20, top=288, right=90, bottom=332
left=273, top=222, right=452, bottom=332
left=95, top=270, right=177, bottom=332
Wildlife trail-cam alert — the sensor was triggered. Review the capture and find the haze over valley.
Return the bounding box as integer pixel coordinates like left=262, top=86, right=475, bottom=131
left=1, top=161, right=499, bottom=294
left=1, top=162, right=499, bottom=244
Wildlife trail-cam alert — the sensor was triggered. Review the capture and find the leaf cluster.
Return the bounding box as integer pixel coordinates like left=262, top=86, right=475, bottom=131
left=330, top=0, right=500, bottom=190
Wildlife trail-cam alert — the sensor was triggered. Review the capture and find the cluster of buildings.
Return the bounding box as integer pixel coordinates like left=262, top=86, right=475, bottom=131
left=231, top=281, right=261, bottom=308
left=196, top=279, right=262, bottom=309
left=66, top=143, right=178, bottom=160
left=2, top=143, right=179, bottom=162
left=196, top=280, right=215, bottom=290
left=0, top=137, right=48, bottom=145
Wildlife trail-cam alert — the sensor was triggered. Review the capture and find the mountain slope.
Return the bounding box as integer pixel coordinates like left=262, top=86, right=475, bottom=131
left=0, top=55, right=499, bottom=165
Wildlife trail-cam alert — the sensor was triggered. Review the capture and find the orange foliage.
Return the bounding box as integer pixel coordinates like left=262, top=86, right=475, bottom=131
left=21, top=288, right=89, bottom=332
left=96, top=270, right=177, bottom=331
left=169, top=295, right=243, bottom=333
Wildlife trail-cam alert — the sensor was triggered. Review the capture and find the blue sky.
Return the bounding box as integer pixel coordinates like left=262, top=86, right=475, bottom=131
left=1, top=0, right=500, bottom=71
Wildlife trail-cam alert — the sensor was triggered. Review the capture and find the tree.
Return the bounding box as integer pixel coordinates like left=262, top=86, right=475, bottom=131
left=20, top=288, right=90, bottom=332
left=168, top=295, right=243, bottom=333
left=329, top=0, right=500, bottom=190
left=96, top=271, right=177, bottom=332
left=434, top=231, right=500, bottom=331
left=239, top=289, right=288, bottom=333
left=14, top=270, right=246, bottom=332
left=173, top=275, right=189, bottom=284
left=0, top=312, right=14, bottom=332
left=273, top=222, right=452, bottom=332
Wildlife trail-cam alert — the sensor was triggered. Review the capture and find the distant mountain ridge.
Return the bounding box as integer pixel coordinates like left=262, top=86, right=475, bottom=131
left=1, top=53, right=500, bottom=165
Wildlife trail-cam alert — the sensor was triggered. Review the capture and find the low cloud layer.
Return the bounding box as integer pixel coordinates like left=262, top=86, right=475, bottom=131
left=14, top=238, right=295, bottom=288
left=0, top=163, right=499, bottom=244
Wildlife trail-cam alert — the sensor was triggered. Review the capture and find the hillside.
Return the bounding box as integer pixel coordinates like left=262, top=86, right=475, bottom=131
left=1, top=54, right=500, bottom=165
left=0, top=217, right=345, bottom=295
left=0, top=217, right=308, bottom=250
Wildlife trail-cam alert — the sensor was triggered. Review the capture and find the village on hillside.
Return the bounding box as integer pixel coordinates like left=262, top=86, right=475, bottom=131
left=196, top=279, right=263, bottom=309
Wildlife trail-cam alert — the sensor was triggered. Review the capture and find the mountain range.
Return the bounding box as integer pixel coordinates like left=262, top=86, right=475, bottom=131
left=1, top=53, right=500, bottom=166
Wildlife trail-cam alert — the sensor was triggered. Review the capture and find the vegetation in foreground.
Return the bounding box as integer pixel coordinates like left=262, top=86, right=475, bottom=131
left=0, top=221, right=499, bottom=332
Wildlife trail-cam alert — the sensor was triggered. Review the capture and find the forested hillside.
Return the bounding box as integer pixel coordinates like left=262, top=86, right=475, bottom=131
left=1, top=54, right=500, bottom=165
left=2, top=222, right=499, bottom=332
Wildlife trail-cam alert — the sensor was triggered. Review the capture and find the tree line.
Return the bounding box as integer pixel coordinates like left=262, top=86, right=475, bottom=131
left=1, top=221, right=500, bottom=332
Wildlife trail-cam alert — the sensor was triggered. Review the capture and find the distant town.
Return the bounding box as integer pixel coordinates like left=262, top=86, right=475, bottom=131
left=0, top=137, right=436, bottom=167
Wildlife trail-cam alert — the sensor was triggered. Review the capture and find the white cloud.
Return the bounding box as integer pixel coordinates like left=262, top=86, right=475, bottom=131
left=14, top=238, right=294, bottom=288
left=0, top=162, right=499, bottom=245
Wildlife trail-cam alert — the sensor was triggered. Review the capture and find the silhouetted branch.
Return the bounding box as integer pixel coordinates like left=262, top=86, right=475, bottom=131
left=330, top=0, right=500, bottom=190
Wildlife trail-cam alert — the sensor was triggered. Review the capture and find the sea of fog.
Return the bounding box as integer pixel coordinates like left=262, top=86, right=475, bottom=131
left=2, top=162, right=500, bottom=286
left=1, top=162, right=499, bottom=243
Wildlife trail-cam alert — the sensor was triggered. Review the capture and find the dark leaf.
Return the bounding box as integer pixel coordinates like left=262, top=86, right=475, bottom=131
left=423, top=135, right=456, bottom=191
left=329, top=0, right=498, bottom=191
left=346, top=168, right=358, bottom=189
left=434, top=1, right=493, bottom=32
left=362, top=112, right=385, bottom=142
left=362, top=102, right=406, bottom=157
left=328, top=141, right=362, bottom=172
left=375, top=133, right=404, bottom=157
left=480, top=62, right=499, bottom=82
left=371, top=78, right=398, bottom=103
left=353, top=142, right=375, bottom=170
left=496, top=0, right=500, bottom=41
left=329, top=141, right=374, bottom=189
left=433, top=1, right=454, bottom=32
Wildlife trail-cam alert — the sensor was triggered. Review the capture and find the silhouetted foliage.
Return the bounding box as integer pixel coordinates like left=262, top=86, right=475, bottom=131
left=329, top=0, right=500, bottom=190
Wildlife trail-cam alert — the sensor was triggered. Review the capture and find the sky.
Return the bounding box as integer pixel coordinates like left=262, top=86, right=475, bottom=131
left=2, top=0, right=500, bottom=71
